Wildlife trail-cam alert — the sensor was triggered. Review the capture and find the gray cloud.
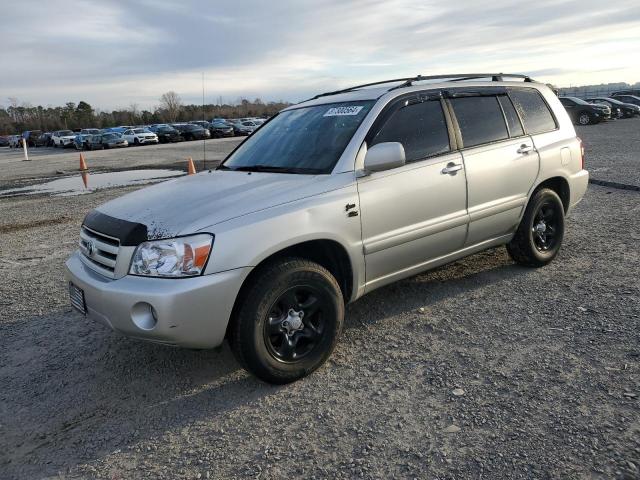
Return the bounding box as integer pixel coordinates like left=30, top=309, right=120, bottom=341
left=0, top=0, right=638, bottom=108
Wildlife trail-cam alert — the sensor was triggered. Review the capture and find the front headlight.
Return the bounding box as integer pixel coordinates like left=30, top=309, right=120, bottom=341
left=130, top=234, right=213, bottom=277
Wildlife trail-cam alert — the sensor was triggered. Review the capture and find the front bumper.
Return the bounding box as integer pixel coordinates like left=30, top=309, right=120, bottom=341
left=64, top=252, right=250, bottom=348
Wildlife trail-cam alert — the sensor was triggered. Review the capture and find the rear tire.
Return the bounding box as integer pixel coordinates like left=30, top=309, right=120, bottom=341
left=507, top=188, right=565, bottom=268
left=228, top=258, right=344, bottom=384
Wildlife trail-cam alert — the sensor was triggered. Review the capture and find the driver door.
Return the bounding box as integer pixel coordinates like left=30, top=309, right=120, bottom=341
left=357, top=96, right=468, bottom=291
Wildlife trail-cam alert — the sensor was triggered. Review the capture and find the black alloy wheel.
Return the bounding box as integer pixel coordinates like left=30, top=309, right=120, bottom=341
left=264, top=286, right=325, bottom=363
left=531, top=200, right=561, bottom=253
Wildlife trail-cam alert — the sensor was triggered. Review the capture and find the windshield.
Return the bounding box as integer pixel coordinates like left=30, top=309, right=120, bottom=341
left=133, top=128, right=149, bottom=133
left=567, top=97, right=590, bottom=106
left=222, top=101, right=375, bottom=174
left=59, top=130, right=73, bottom=136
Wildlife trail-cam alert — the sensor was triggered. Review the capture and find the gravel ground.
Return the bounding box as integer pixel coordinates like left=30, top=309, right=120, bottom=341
left=0, top=126, right=639, bottom=479
left=576, top=117, right=640, bottom=188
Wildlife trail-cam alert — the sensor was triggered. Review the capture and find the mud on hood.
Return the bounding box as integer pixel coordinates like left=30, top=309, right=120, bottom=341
left=88, top=170, right=342, bottom=242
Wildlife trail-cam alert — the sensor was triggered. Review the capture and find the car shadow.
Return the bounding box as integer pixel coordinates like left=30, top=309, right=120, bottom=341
left=0, top=247, right=527, bottom=478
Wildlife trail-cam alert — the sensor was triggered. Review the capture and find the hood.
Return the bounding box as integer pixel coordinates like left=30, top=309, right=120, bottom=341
left=94, top=170, right=350, bottom=239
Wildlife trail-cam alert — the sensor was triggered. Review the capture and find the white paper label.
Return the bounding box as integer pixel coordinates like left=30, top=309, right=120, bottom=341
left=323, top=106, right=364, bottom=117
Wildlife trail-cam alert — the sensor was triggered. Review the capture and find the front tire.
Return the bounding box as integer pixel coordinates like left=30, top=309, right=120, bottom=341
left=228, top=258, right=344, bottom=384
left=578, top=112, right=591, bottom=125
left=507, top=188, right=565, bottom=268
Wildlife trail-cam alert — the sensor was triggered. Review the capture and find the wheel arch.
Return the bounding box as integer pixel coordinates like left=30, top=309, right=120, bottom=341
left=531, top=176, right=570, bottom=213
left=225, top=239, right=354, bottom=338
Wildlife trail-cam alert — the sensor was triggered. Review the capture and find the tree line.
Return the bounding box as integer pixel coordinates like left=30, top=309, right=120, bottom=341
left=0, top=91, right=291, bottom=135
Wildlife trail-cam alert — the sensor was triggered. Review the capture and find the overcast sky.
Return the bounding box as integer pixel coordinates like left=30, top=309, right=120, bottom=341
left=1, top=0, right=638, bottom=110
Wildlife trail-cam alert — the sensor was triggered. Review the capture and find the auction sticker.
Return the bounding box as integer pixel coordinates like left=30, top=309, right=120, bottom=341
left=323, top=106, right=364, bottom=117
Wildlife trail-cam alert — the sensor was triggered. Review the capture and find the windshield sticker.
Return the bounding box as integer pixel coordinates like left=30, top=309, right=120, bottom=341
left=323, top=106, right=364, bottom=117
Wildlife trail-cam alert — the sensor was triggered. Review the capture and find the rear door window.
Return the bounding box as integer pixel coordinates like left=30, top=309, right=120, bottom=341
left=371, top=99, right=450, bottom=163
left=450, top=96, right=509, bottom=148
left=509, top=89, right=557, bottom=134
left=498, top=96, right=525, bottom=137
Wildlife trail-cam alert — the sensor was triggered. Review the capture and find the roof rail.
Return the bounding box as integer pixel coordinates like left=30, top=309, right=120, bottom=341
left=309, top=73, right=534, bottom=100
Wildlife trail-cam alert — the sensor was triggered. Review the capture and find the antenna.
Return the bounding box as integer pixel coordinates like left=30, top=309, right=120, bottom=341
left=202, top=72, right=206, bottom=170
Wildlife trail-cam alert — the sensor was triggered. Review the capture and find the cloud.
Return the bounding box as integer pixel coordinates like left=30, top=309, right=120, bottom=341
left=0, top=0, right=638, bottom=109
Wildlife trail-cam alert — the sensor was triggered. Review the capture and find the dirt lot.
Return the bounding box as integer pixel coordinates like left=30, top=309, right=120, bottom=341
left=0, top=123, right=639, bottom=479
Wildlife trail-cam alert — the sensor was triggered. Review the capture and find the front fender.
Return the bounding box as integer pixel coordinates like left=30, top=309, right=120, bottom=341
left=200, top=183, right=365, bottom=301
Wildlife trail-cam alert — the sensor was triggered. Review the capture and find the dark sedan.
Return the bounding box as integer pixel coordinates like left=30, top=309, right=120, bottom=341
left=208, top=121, right=235, bottom=138
left=172, top=123, right=210, bottom=141
left=559, top=97, right=606, bottom=125
left=611, top=94, right=640, bottom=107
left=100, top=132, right=129, bottom=149
left=585, top=97, right=639, bottom=119
left=149, top=125, right=182, bottom=143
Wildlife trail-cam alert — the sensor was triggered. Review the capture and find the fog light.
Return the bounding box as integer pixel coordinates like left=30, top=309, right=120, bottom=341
left=131, top=302, right=158, bottom=330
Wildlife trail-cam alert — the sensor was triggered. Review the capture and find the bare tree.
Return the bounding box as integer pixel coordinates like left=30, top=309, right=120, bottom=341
left=159, top=91, right=182, bottom=122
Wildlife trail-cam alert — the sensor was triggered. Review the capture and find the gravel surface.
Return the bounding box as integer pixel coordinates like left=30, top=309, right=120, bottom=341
left=1, top=126, right=639, bottom=479
left=576, top=117, right=640, bottom=188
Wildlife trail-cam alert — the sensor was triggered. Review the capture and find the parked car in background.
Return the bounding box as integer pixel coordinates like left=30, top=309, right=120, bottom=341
left=122, top=128, right=159, bottom=146
left=21, top=130, right=43, bottom=147
left=100, top=132, right=129, bottom=149
left=173, top=123, right=209, bottom=141
left=611, top=94, right=640, bottom=107
left=189, top=120, right=212, bottom=132
left=8, top=135, right=21, bottom=148
left=585, top=97, right=639, bottom=118
left=558, top=97, right=606, bottom=125
left=210, top=117, right=228, bottom=124
left=81, top=128, right=101, bottom=135
left=52, top=130, right=76, bottom=148
left=611, top=89, right=640, bottom=97
left=233, top=120, right=261, bottom=136
left=0, top=135, right=10, bottom=147
left=82, top=134, right=105, bottom=150
left=36, top=132, right=53, bottom=147
left=149, top=124, right=182, bottom=143
left=208, top=121, right=235, bottom=138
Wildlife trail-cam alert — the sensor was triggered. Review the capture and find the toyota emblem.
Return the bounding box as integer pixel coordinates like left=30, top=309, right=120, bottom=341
left=86, top=240, right=95, bottom=256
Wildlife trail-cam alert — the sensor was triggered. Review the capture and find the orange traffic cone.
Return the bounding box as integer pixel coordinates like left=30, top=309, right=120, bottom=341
left=79, top=153, right=88, bottom=171
left=81, top=171, right=89, bottom=189
left=187, top=157, right=196, bottom=175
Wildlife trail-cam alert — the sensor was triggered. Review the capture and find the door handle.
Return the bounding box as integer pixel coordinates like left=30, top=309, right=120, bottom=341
left=517, top=144, right=534, bottom=154
left=441, top=162, right=463, bottom=175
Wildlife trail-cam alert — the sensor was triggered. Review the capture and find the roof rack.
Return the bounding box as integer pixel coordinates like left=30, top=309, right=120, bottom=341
left=309, top=73, right=534, bottom=100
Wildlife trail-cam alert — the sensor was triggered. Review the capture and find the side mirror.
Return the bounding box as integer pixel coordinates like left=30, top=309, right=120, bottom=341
left=363, top=142, right=406, bottom=172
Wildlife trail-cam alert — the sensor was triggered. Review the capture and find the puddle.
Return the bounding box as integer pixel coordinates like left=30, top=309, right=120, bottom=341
left=0, top=169, right=185, bottom=198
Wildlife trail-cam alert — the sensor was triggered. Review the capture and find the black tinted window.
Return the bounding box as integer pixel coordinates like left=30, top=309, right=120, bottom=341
left=509, top=89, right=557, bottom=134
left=498, top=96, right=525, bottom=137
left=372, top=100, right=450, bottom=162
left=451, top=96, right=509, bottom=148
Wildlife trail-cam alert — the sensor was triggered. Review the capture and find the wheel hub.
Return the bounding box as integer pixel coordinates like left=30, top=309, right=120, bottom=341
left=281, top=309, right=304, bottom=335
left=534, top=221, right=547, bottom=234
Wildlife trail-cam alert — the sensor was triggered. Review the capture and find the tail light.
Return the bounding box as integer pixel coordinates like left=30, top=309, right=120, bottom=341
left=577, top=137, right=585, bottom=169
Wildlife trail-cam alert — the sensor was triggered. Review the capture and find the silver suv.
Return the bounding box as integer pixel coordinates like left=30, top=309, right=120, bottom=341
left=65, top=73, right=589, bottom=383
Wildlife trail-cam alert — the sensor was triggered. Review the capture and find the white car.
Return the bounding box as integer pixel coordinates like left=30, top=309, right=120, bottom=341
left=122, top=128, right=159, bottom=146
left=52, top=130, right=76, bottom=148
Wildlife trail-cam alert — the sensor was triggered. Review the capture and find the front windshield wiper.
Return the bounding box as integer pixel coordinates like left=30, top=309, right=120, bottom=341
left=230, top=165, right=322, bottom=174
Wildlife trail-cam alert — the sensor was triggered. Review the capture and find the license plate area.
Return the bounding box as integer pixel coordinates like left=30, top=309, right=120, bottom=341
left=69, top=282, right=87, bottom=315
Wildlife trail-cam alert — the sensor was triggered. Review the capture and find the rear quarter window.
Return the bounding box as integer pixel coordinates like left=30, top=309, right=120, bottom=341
left=509, top=88, right=557, bottom=134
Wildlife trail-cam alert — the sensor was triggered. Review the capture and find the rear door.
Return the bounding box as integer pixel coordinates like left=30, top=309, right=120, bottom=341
left=447, top=91, right=540, bottom=246
left=357, top=94, right=468, bottom=290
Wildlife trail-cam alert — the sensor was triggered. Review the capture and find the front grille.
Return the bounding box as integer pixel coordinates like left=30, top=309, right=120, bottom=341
left=79, top=226, right=120, bottom=277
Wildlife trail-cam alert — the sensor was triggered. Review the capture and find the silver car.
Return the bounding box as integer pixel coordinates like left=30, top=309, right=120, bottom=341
left=65, top=73, right=589, bottom=383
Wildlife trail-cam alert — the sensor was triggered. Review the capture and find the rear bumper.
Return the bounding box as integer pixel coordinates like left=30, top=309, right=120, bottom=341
left=64, top=252, right=250, bottom=348
left=568, top=169, right=589, bottom=214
